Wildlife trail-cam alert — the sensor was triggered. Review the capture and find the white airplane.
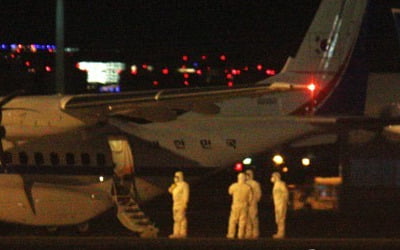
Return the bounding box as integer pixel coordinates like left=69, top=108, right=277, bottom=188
left=0, top=0, right=399, bottom=237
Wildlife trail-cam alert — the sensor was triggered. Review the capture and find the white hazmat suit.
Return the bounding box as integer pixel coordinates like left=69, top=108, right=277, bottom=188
left=227, top=172, right=253, bottom=239
left=245, top=169, right=262, bottom=239
left=270, top=172, right=288, bottom=239
left=168, top=171, right=190, bottom=238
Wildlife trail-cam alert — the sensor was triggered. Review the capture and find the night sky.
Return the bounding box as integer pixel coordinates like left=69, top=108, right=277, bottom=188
left=0, top=0, right=399, bottom=69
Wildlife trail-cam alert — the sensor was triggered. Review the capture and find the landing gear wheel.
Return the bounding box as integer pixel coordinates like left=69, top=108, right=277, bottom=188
left=77, top=222, right=89, bottom=233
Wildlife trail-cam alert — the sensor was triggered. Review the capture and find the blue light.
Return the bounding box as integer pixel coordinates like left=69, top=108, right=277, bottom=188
left=10, top=44, right=17, bottom=50
left=193, top=62, right=199, bottom=67
left=0, top=44, right=7, bottom=50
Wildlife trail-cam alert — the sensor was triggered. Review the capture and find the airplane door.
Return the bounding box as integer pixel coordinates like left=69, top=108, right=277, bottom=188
left=108, top=136, right=134, bottom=177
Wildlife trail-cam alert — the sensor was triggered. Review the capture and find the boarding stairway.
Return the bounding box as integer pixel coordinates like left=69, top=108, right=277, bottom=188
left=112, top=176, right=159, bottom=238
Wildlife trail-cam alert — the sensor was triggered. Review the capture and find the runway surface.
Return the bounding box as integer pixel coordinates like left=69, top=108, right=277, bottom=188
left=1, top=169, right=400, bottom=249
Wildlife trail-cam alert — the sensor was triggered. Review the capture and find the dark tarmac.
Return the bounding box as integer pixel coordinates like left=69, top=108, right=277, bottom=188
left=1, top=169, right=400, bottom=249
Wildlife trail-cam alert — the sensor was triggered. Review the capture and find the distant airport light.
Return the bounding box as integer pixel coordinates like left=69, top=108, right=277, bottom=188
left=201, top=55, right=207, bottom=60
left=193, top=62, right=199, bottom=67
left=272, top=154, right=284, bottom=165
left=196, top=69, right=202, bottom=75
left=178, top=68, right=196, bottom=73
left=142, top=64, right=148, bottom=69
left=25, top=61, right=31, bottom=67
left=232, top=69, right=240, bottom=75
left=45, top=66, right=52, bottom=72
left=302, top=157, right=311, bottom=167
left=242, top=157, right=252, bottom=165
left=265, top=69, right=276, bottom=76
left=162, top=68, right=169, bottom=75
left=182, top=55, right=189, bottom=61
left=130, top=65, right=138, bottom=75
left=152, top=80, right=159, bottom=86
left=183, top=80, right=190, bottom=86
left=256, top=64, right=263, bottom=71
left=234, top=162, right=244, bottom=172
left=183, top=73, right=190, bottom=79
left=226, top=73, right=233, bottom=80
left=147, top=65, right=154, bottom=72
left=282, top=166, right=289, bottom=173
left=227, top=81, right=234, bottom=87
left=220, top=54, right=227, bottom=61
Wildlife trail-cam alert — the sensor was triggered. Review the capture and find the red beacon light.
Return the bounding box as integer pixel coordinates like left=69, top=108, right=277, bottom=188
left=307, top=82, right=316, bottom=92
left=234, top=162, right=243, bottom=172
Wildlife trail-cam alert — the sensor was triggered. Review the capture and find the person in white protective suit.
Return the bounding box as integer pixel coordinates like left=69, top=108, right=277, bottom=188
left=227, top=172, right=253, bottom=239
left=270, top=172, right=289, bottom=239
left=245, top=169, right=262, bottom=239
left=168, top=171, right=190, bottom=238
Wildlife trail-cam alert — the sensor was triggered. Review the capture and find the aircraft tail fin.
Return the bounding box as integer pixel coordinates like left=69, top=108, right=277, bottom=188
left=264, top=0, right=370, bottom=115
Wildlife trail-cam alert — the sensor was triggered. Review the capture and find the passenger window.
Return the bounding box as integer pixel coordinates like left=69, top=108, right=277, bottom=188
left=4, top=152, right=12, bottom=164
left=50, top=152, right=60, bottom=166
left=96, top=153, right=106, bottom=166
left=81, top=153, right=90, bottom=165
left=34, top=152, right=44, bottom=165
left=19, top=152, right=28, bottom=164
left=66, top=153, right=75, bottom=165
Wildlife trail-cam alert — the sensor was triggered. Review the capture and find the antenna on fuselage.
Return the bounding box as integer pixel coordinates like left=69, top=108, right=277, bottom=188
left=55, top=0, right=65, bottom=94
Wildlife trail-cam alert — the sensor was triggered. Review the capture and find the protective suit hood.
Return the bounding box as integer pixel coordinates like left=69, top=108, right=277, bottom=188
left=174, top=171, right=184, bottom=183
left=237, top=173, right=246, bottom=183
left=245, top=169, right=254, bottom=180
left=270, top=172, right=281, bottom=183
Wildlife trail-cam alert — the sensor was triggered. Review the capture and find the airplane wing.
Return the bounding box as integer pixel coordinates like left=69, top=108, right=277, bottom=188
left=60, top=83, right=309, bottom=124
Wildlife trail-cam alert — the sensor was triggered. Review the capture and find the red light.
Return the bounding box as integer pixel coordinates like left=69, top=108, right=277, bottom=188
left=243, top=66, right=249, bottom=71
left=142, top=64, right=148, bottom=69
left=184, top=80, right=190, bottom=86
left=220, top=54, right=227, bottom=61
left=227, top=81, right=234, bottom=87
left=162, top=68, right=169, bottom=75
left=226, top=73, right=233, bottom=80
left=152, top=80, right=159, bottom=86
left=265, top=69, right=276, bottom=76
left=131, top=69, right=138, bottom=75
left=25, top=61, right=31, bottom=67
left=232, top=69, right=241, bottom=75
left=256, top=64, right=263, bottom=71
left=201, top=55, right=207, bottom=60
left=182, top=55, right=189, bottom=61
left=307, top=83, right=316, bottom=92
left=196, top=69, right=202, bottom=75
left=234, top=162, right=243, bottom=172
left=45, top=66, right=52, bottom=72
left=183, top=73, right=189, bottom=79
